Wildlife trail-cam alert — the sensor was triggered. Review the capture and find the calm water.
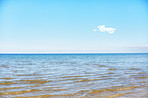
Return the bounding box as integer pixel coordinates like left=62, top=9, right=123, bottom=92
left=0, top=53, right=148, bottom=98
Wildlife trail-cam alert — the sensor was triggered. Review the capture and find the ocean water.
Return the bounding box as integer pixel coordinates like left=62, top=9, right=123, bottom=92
left=0, top=53, right=148, bottom=98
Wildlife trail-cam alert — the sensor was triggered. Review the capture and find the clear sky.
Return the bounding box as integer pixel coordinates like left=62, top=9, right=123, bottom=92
left=0, top=0, right=148, bottom=53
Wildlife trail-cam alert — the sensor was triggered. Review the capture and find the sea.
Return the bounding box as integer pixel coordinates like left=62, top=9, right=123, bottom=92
left=0, top=53, right=148, bottom=98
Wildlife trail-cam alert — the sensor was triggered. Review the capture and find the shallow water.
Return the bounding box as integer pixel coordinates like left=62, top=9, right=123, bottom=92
left=0, top=53, right=148, bottom=98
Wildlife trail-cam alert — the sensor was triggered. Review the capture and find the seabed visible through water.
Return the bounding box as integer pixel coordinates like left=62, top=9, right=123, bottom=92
left=0, top=54, right=148, bottom=98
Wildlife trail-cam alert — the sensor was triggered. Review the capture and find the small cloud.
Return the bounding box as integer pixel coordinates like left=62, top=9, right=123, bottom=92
left=94, top=25, right=116, bottom=34
left=93, top=29, right=97, bottom=32
left=144, top=45, right=148, bottom=47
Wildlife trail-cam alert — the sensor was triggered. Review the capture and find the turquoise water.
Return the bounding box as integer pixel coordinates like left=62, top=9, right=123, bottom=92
left=0, top=53, right=148, bottom=97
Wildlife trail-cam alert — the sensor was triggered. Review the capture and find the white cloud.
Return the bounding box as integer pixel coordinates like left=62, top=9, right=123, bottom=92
left=93, top=25, right=116, bottom=34
left=93, top=29, right=97, bottom=32
left=144, top=45, right=148, bottom=47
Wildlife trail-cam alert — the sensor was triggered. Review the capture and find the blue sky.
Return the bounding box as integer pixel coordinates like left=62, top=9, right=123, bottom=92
left=0, top=0, right=148, bottom=53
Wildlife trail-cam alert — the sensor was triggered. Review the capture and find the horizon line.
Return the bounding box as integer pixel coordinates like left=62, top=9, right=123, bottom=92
left=0, top=52, right=148, bottom=54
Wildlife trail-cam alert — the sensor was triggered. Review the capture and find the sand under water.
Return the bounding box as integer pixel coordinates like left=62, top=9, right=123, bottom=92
left=0, top=54, right=148, bottom=98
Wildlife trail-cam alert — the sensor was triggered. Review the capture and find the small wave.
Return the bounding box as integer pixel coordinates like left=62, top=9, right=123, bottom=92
left=60, top=75, right=83, bottom=78
left=50, top=88, right=67, bottom=91
left=0, top=89, right=42, bottom=95
left=136, top=76, right=147, bottom=79
left=13, top=93, right=77, bottom=98
left=108, top=68, right=116, bottom=71
left=75, top=79, right=100, bottom=82
left=0, top=81, right=16, bottom=85
left=0, top=65, right=9, bottom=68
left=19, top=79, right=51, bottom=84
left=0, top=87, right=22, bottom=91
left=94, top=64, right=107, bottom=67
left=128, top=68, right=140, bottom=70
left=16, top=73, right=39, bottom=76
left=0, top=77, right=13, bottom=80
left=61, top=78, right=82, bottom=81
left=109, top=92, right=132, bottom=98
left=87, top=86, right=139, bottom=94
